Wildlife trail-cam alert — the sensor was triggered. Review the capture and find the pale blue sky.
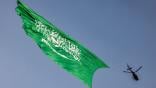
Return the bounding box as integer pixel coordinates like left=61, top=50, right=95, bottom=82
left=0, top=0, right=155, bottom=88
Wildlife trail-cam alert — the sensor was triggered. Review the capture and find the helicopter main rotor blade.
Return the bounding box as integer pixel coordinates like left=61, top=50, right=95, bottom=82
left=123, top=71, right=131, bottom=73
left=135, top=66, right=142, bottom=72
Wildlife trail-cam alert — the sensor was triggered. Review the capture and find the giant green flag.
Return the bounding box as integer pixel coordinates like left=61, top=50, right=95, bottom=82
left=16, top=0, right=108, bottom=88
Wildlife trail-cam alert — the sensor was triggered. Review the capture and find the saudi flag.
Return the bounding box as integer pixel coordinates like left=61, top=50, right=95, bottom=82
left=15, top=0, right=108, bottom=88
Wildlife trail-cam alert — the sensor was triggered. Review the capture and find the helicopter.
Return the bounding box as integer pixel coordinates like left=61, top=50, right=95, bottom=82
left=123, top=64, right=142, bottom=81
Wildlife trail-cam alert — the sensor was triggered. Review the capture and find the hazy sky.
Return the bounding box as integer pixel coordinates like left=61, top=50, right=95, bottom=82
left=0, top=0, right=156, bottom=88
